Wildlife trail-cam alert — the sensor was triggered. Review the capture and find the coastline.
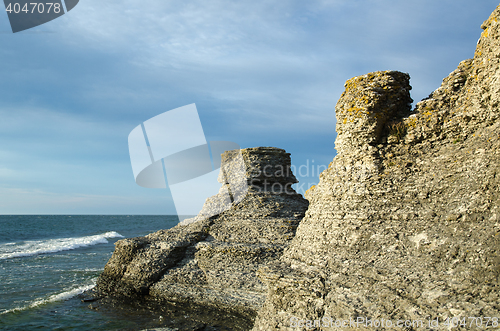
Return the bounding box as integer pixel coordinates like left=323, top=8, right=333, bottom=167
left=91, top=5, right=500, bottom=329
left=0, top=215, right=181, bottom=331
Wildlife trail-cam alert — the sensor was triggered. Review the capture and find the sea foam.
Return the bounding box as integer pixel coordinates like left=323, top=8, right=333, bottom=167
left=0, top=231, right=124, bottom=260
left=0, top=282, right=96, bottom=315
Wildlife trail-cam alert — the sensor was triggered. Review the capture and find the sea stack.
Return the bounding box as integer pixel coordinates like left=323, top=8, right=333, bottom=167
left=95, top=147, right=308, bottom=322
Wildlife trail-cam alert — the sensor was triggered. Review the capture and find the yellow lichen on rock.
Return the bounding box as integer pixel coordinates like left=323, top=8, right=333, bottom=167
left=334, top=71, right=412, bottom=154
left=304, top=184, right=316, bottom=200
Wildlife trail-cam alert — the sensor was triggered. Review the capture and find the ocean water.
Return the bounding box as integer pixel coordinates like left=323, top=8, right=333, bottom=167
left=0, top=215, right=179, bottom=330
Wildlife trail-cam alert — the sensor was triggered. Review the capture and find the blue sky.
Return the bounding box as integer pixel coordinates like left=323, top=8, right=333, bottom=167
left=0, top=0, right=498, bottom=214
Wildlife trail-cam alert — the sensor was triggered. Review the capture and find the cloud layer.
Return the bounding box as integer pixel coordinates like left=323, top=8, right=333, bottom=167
left=0, top=0, right=498, bottom=214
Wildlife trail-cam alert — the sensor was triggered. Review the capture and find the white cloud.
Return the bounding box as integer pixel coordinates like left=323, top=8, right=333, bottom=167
left=1, top=0, right=498, bottom=213
left=51, top=0, right=496, bottom=124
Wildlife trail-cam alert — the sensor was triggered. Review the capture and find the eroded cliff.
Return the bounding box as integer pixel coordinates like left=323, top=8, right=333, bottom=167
left=253, top=5, right=500, bottom=330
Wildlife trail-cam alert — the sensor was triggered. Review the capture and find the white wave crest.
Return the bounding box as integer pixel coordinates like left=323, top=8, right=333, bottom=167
left=0, top=231, right=124, bottom=260
left=0, top=283, right=96, bottom=315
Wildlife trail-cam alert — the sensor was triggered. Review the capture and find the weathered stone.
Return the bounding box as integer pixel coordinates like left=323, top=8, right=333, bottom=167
left=181, top=147, right=299, bottom=227
left=335, top=71, right=412, bottom=154
left=95, top=147, right=308, bottom=321
left=252, top=5, right=500, bottom=330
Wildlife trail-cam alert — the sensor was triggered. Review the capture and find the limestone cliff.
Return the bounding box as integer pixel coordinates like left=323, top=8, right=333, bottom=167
left=253, top=5, right=500, bottom=330
left=94, top=5, right=500, bottom=330
left=95, top=147, right=308, bottom=328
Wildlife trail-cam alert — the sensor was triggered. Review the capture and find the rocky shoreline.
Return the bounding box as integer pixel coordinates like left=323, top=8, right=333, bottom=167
left=91, top=4, right=500, bottom=330
left=90, top=147, right=308, bottom=330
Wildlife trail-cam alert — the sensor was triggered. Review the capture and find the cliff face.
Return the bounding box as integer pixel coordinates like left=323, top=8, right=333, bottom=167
left=96, top=147, right=308, bottom=323
left=253, top=5, right=500, bottom=330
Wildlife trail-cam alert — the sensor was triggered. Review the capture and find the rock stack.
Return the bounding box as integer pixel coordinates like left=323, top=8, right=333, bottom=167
left=95, top=147, right=308, bottom=322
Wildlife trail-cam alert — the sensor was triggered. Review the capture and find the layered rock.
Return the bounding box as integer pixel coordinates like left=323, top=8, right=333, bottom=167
left=96, top=147, right=308, bottom=322
left=253, top=5, right=500, bottom=330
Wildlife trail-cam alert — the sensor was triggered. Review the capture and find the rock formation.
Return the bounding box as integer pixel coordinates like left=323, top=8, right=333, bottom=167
left=94, top=5, right=500, bottom=330
left=95, top=147, right=308, bottom=327
left=253, top=5, right=500, bottom=330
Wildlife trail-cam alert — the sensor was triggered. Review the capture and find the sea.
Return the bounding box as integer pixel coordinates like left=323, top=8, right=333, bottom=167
left=0, top=215, right=180, bottom=331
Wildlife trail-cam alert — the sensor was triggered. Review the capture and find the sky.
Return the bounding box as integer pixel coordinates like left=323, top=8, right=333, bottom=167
left=0, top=0, right=498, bottom=215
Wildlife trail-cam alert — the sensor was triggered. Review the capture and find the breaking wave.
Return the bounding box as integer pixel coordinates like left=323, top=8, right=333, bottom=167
left=0, top=282, right=96, bottom=315
left=0, top=231, right=124, bottom=260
